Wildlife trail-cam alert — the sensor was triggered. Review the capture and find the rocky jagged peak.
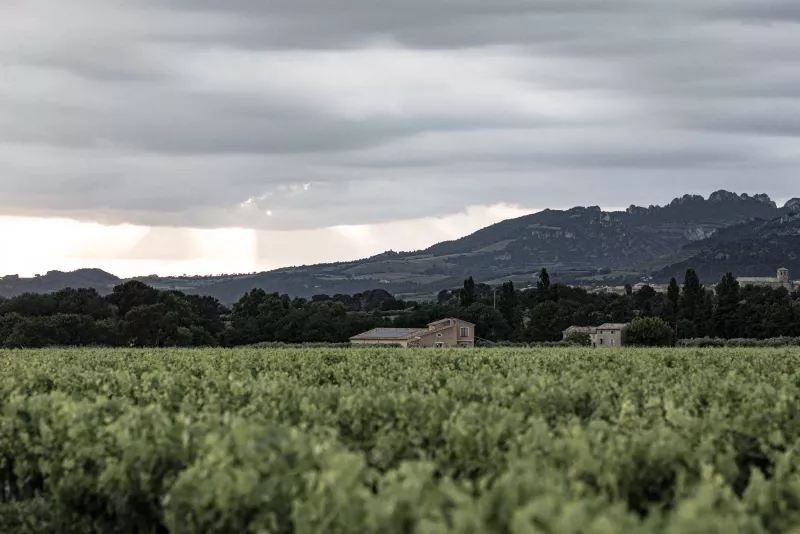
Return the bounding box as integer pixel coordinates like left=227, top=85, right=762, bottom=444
left=629, top=191, right=779, bottom=215
left=567, top=205, right=602, bottom=213
left=785, top=198, right=800, bottom=213
left=626, top=205, right=649, bottom=216
left=706, top=190, right=776, bottom=207
left=751, top=193, right=777, bottom=207
left=670, top=194, right=705, bottom=207
left=708, top=190, right=741, bottom=203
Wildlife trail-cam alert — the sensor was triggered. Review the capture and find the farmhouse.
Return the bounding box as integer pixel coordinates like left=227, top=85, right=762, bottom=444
left=737, top=268, right=799, bottom=291
left=562, top=323, right=630, bottom=347
left=591, top=323, right=629, bottom=348
left=350, top=318, right=475, bottom=348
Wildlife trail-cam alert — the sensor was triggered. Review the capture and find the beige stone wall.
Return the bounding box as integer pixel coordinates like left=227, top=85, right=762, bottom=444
left=592, top=329, right=626, bottom=348
left=418, top=326, right=458, bottom=347
left=454, top=319, right=475, bottom=346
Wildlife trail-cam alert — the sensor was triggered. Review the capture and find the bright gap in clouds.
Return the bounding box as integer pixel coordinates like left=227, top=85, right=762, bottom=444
left=0, top=204, right=541, bottom=278
left=0, top=216, right=259, bottom=278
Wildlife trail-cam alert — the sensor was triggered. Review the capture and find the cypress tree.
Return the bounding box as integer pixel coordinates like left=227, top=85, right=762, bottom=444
left=499, top=281, right=520, bottom=331
left=713, top=272, right=740, bottom=338
left=664, top=277, right=680, bottom=329
left=537, top=268, right=551, bottom=293
left=678, top=269, right=705, bottom=338
left=460, top=276, right=477, bottom=308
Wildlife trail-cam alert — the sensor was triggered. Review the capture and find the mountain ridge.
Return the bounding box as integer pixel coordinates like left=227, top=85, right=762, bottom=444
left=1, top=190, right=796, bottom=302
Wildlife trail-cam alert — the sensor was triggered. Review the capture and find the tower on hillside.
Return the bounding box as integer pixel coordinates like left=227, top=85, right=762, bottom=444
left=778, top=268, right=790, bottom=283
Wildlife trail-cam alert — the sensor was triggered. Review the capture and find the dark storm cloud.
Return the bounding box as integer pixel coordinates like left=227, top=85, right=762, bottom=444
left=1, top=0, right=799, bottom=231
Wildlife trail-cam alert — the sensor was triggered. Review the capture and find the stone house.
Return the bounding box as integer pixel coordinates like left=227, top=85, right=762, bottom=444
left=350, top=318, right=476, bottom=348
left=590, top=323, right=629, bottom=348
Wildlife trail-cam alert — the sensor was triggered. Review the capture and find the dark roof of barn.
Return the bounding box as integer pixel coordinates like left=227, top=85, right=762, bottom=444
left=597, top=323, right=630, bottom=330
left=564, top=326, right=597, bottom=334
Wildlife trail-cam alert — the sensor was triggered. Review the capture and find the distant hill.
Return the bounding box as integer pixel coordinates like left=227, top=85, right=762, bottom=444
left=0, top=191, right=796, bottom=303
left=0, top=269, right=121, bottom=298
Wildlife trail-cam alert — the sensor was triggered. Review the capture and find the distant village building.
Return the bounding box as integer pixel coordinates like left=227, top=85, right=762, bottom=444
left=737, top=268, right=798, bottom=291
left=350, top=318, right=475, bottom=348
left=586, top=283, right=669, bottom=295
left=562, top=323, right=630, bottom=347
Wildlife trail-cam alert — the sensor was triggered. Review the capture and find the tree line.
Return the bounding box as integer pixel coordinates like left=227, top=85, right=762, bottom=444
left=0, top=268, right=797, bottom=348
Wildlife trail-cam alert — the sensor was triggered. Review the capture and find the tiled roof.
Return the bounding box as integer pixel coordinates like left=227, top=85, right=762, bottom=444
left=350, top=328, right=425, bottom=340
left=597, top=323, right=630, bottom=330
left=429, top=317, right=475, bottom=326
left=564, top=326, right=597, bottom=333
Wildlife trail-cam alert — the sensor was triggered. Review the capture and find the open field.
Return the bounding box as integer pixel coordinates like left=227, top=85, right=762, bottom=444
left=2, top=347, right=800, bottom=532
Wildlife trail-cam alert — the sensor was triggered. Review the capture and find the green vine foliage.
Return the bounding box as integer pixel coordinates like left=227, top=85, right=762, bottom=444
left=2, top=347, right=800, bottom=532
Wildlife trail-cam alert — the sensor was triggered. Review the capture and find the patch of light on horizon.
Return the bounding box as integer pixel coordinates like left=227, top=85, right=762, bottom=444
left=1, top=202, right=634, bottom=278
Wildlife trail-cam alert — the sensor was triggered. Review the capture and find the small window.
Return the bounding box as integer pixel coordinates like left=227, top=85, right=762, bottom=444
left=435, top=342, right=444, bottom=348
left=600, top=338, right=604, bottom=345
left=460, top=327, right=469, bottom=337
left=437, top=333, right=443, bottom=337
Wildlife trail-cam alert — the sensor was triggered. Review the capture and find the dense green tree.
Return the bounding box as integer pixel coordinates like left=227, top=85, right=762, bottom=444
left=524, top=301, right=561, bottom=342
left=123, top=304, right=180, bottom=347
left=624, top=283, right=633, bottom=296
left=459, top=303, right=511, bottom=341
left=460, top=277, right=477, bottom=308
left=4, top=314, right=97, bottom=348
left=713, top=273, right=741, bottom=338
left=699, top=289, right=715, bottom=338
left=0, top=312, right=24, bottom=345
left=107, top=281, right=160, bottom=317
left=634, top=285, right=657, bottom=317
left=536, top=268, right=551, bottom=297
left=0, top=293, right=57, bottom=317
left=564, top=331, right=591, bottom=346
left=352, top=289, right=403, bottom=312
left=498, top=281, right=521, bottom=331
left=627, top=317, right=674, bottom=347
left=296, top=301, right=351, bottom=342
left=92, top=318, right=125, bottom=347
left=663, top=278, right=680, bottom=330
left=678, top=269, right=705, bottom=338
left=762, top=299, right=794, bottom=338
left=228, top=290, right=291, bottom=345
left=53, top=288, right=115, bottom=319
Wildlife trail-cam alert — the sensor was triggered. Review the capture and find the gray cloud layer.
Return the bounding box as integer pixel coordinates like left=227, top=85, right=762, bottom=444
left=1, top=0, right=799, bottom=231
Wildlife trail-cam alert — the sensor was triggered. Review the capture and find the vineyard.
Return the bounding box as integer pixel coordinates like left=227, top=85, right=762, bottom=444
left=2, top=348, right=800, bottom=532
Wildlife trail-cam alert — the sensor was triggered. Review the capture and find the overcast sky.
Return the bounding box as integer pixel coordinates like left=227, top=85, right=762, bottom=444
left=1, top=0, right=799, bottom=277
